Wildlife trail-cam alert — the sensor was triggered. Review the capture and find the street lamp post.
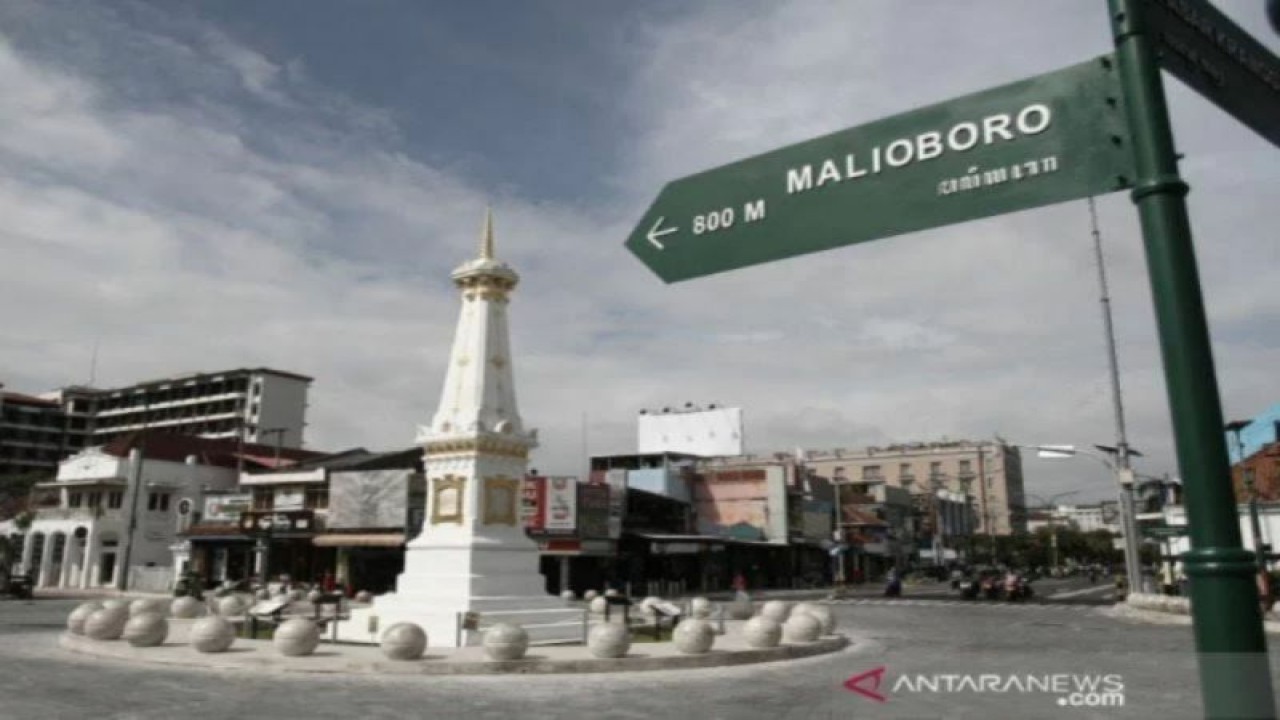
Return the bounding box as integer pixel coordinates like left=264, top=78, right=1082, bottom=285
left=1033, top=445, right=1144, bottom=590
left=1026, top=491, right=1081, bottom=574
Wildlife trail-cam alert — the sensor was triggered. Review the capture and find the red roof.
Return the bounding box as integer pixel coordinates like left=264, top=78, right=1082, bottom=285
left=100, top=431, right=327, bottom=469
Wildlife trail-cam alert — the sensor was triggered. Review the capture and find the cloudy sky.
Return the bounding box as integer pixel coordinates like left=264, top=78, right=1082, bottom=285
left=1, top=0, right=1276, bottom=504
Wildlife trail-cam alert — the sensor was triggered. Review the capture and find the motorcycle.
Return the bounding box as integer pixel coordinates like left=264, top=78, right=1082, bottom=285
left=884, top=576, right=903, bottom=598
left=981, top=576, right=1002, bottom=600
left=958, top=578, right=979, bottom=600
left=1004, top=575, right=1034, bottom=602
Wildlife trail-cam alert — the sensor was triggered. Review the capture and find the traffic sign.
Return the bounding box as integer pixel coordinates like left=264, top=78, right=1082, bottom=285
left=1139, top=0, right=1280, bottom=149
left=626, top=55, right=1134, bottom=283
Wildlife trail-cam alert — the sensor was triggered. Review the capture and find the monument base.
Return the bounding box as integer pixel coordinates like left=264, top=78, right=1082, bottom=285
left=338, top=594, right=581, bottom=647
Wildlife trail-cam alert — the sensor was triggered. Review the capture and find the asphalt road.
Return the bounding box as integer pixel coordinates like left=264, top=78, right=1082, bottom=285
left=0, top=590, right=1274, bottom=720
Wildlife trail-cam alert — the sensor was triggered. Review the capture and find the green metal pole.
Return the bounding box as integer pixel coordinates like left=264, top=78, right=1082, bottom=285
left=1107, top=1, right=1275, bottom=717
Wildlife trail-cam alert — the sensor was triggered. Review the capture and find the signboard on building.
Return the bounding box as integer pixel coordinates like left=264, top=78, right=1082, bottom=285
left=203, top=493, right=252, bottom=523
left=577, top=483, right=610, bottom=539
left=544, top=476, right=578, bottom=534
left=274, top=487, right=305, bottom=512
left=328, top=469, right=413, bottom=529
left=238, top=510, right=315, bottom=535
left=522, top=476, right=546, bottom=531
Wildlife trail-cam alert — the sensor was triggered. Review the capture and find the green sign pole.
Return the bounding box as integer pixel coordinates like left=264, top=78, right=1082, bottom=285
left=1108, top=1, right=1275, bottom=717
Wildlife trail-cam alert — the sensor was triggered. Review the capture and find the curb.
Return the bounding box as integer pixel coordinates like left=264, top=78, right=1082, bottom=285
left=1104, top=604, right=1280, bottom=634
left=59, top=633, right=851, bottom=676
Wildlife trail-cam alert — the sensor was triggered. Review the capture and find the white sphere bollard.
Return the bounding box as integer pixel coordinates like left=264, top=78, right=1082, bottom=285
left=170, top=596, right=203, bottom=619
left=782, top=612, right=822, bottom=644
left=800, top=604, right=836, bottom=635
left=483, top=623, right=530, bottom=661
left=306, top=589, right=324, bottom=604
left=67, top=602, right=103, bottom=635
left=217, top=595, right=245, bottom=617
left=101, top=599, right=129, bottom=612
left=604, top=589, right=620, bottom=597
left=84, top=607, right=128, bottom=641
left=673, top=618, right=715, bottom=654
left=190, top=616, right=236, bottom=653
left=355, top=590, right=373, bottom=603
left=760, top=600, right=790, bottom=623
left=742, top=616, right=782, bottom=648
left=588, top=596, right=609, bottom=615
left=560, top=590, right=576, bottom=602
left=689, top=597, right=713, bottom=619
left=273, top=618, right=321, bottom=657
left=130, top=597, right=169, bottom=617
left=588, top=622, right=631, bottom=658
left=379, top=623, right=427, bottom=661
left=728, top=596, right=754, bottom=620
left=583, top=590, right=599, bottom=602
left=790, top=602, right=821, bottom=620
left=123, top=612, right=169, bottom=647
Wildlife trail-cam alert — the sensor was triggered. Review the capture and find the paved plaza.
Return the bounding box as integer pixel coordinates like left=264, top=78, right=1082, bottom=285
left=3, top=590, right=1278, bottom=719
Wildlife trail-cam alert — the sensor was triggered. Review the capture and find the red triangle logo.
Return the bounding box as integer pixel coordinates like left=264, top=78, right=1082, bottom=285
left=844, top=666, right=888, bottom=703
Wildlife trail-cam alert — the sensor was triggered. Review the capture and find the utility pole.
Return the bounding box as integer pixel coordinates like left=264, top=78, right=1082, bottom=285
left=1109, top=1, right=1274, bottom=715
left=117, top=395, right=149, bottom=591
left=1087, top=196, right=1143, bottom=595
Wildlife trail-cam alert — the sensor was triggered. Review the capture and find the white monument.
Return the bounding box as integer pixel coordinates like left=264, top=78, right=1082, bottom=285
left=344, top=212, right=577, bottom=647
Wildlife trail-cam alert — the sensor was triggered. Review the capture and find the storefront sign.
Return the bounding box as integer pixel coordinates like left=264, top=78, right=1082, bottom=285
left=238, top=510, right=315, bottom=535
left=203, top=493, right=252, bottom=523
left=274, top=487, right=305, bottom=512
left=522, top=476, right=546, bottom=531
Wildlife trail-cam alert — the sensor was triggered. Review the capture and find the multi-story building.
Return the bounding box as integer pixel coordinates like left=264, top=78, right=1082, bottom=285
left=803, top=440, right=1027, bottom=536
left=1050, top=503, right=1122, bottom=534
left=0, top=386, right=91, bottom=480
left=0, top=368, right=311, bottom=484
left=72, top=367, right=312, bottom=448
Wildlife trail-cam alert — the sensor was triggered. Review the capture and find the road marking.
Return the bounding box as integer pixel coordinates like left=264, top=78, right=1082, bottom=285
left=1047, top=585, right=1114, bottom=600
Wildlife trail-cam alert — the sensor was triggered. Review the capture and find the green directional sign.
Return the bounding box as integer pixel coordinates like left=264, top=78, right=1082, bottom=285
left=1139, top=0, right=1280, bottom=149
left=626, top=55, right=1135, bottom=283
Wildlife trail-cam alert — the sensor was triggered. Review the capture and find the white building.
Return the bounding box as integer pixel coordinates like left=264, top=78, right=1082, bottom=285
left=69, top=367, right=312, bottom=449
left=0, top=434, right=256, bottom=591
left=1050, top=503, right=1122, bottom=534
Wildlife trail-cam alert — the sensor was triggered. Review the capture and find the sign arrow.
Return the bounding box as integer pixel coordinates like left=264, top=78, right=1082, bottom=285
left=844, top=666, right=888, bottom=703
left=646, top=216, right=678, bottom=250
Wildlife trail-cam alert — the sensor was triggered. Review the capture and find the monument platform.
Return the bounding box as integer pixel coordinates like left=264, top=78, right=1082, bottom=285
left=59, top=617, right=852, bottom=676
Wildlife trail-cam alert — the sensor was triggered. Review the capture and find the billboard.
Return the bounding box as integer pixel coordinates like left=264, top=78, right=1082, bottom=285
left=637, top=406, right=743, bottom=457
left=545, top=477, right=578, bottom=533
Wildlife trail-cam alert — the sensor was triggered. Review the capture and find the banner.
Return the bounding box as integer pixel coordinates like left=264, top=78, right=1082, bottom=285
left=544, top=476, right=578, bottom=533
left=522, top=476, right=546, bottom=531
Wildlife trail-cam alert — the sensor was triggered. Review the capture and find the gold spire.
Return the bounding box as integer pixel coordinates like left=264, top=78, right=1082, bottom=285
left=479, top=208, right=494, bottom=260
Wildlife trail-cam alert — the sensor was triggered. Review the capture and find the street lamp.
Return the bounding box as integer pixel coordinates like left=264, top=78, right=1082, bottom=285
left=1025, top=491, right=1081, bottom=574
left=1226, top=420, right=1269, bottom=576
left=1032, top=444, right=1144, bottom=593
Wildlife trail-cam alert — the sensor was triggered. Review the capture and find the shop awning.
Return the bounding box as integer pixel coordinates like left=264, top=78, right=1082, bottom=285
left=312, top=533, right=405, bottom=547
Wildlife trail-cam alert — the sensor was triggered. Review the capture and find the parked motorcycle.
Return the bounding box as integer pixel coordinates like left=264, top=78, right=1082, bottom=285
left=1004, top=575, right=1034, bottom=602
left=884, top=576, right=903, bottom=598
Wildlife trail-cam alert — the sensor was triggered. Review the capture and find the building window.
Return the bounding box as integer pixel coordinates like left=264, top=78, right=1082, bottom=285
left=959, top=460, right=972, bottom=473
left=305, top=487, right=329, bottom=510
left=107, top=492, right=123, bottom=509
left=929, top=461, right=942, bottom=478
left=147, top=493, right=170, bottom=512
left=86, top=491, right=102, bottom=508
left=861, top=465, right=881, bottom=480
left=68, top=492, right=83, bottom=508
left=252, top=488, right=273, bottom=511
